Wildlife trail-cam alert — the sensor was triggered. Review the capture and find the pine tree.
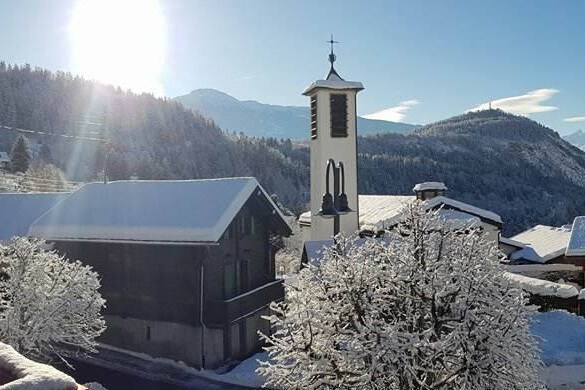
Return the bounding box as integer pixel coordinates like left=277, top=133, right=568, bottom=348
left=10, top=135, right=31, bottom=173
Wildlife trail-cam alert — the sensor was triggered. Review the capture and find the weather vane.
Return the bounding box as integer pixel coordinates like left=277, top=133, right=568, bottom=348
left=327, top=34, right=339, bottom=66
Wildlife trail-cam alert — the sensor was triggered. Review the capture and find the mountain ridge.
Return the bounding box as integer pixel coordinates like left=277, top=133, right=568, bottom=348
left=174, top=88, right=418, bottom=139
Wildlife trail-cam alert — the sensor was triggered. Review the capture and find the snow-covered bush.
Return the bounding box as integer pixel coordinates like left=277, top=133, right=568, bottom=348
left=0, top=238, right=106, bottom=363
left=258, top=205, right=545, bottom=389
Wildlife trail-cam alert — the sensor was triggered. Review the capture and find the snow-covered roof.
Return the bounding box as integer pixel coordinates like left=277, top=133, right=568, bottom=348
left=0, top=192, right=69, bottom=242
left=435, top=209, right=481, bottom=230
left=302, top=194, right=501, bottom=232
left=504, top=272, right=579, bottom=298
left=510, top=225, right=571, bottom=264
left=0, top=151, right=9, bottom=162
left=303, top=237, right=391, bottom=266
left=30, top=178, right=291, bottom=244
left=565, top=216, right=585, bottom=257
left=412, top=182, right=448, bottom=192
left=299, top=210, right=311, bottom=225
left=358, top=195, right=414, bottom=231
left=302, top=78, right=364, bottom=95
left=303, top=239, right=334, bottom=265
left=425, top=196, right=502, bottom=225
left=500, top=236, right=526, bottom=249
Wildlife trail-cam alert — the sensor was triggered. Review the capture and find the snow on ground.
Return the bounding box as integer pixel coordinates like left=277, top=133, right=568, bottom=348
left=0, top=342, right=77, bottom=389
left=532, top=311, right=585, bottom=366
left=505, top=272, right=579, bottom=298
left=200, top=352, right=267, bottom=388
left=547, top=365, right=585, bottom=390
left=532, top=311, right=585, bottom=389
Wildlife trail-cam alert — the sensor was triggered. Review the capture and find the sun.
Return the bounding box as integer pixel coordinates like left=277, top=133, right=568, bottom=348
left=69, top=0, right=166, bottom=95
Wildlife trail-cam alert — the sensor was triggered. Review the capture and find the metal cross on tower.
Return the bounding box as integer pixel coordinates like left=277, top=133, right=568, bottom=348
left=327, top=34, right=339, bottom=66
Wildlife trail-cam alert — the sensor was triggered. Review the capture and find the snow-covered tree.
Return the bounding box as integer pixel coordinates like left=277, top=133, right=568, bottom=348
left=0, top=238, right=106, bottom=364
left=258, top=205, right=544, bottom=389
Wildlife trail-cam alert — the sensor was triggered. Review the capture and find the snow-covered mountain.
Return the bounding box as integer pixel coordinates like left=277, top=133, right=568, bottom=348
left=174, top=89, right=418, bottom=139
left=563, top=130, right=585, bottom=150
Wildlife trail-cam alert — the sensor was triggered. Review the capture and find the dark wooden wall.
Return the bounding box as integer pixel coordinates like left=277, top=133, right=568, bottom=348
left=205, top=198, right=274, bottom=302
left=54, top=241, right=204, bottom=326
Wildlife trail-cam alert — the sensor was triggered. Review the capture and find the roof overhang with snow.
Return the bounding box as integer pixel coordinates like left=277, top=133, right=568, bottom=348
left=510, top=225, right=571, bottom=264
left=29, top=177, right=291, bottom=244
left=302, top=79, right=364, bottom=95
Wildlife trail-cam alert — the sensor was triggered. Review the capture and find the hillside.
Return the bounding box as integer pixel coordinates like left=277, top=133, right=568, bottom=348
left=174, top=88, right=417, bottom=139
left=0, top=63, right=308, bottom=207
left=356, top=110, right=585, bottom=235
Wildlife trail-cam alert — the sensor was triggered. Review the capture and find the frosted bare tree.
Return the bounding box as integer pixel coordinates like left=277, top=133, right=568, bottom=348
left=258, top=205, right=544, bottom=389
left=0, top=238, right=106, bottom=364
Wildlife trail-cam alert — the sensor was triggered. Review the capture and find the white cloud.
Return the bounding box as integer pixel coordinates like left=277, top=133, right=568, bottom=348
left=466, top=89, right=559, bottom=116
left=362, top=99, right=420, bottom=122
left=564, top=116, right=585, bottom=123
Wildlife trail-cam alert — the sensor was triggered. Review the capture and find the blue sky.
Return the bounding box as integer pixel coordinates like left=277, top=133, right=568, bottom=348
left=0, top=0, right=584, bottom=134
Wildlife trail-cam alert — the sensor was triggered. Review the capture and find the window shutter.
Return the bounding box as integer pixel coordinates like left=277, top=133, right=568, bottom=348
left=330, top=94, right=348, bottom=137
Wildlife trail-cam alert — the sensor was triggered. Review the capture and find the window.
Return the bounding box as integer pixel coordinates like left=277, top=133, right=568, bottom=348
left=330, top=93, right=348, bottom=137
left=310, top=96, right=318, bottom=139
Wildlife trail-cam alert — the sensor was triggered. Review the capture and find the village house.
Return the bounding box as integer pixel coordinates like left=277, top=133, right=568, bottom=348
left=28, top=177, right=291, bottom=369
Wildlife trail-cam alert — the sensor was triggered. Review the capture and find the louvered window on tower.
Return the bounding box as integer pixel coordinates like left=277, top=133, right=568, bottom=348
left=310, top=96, right=318, bottom=139
left=330, top=94, right=348, bottom=137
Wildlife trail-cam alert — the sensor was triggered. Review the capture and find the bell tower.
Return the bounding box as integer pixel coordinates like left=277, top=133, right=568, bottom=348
left=302, top=37, right=364, bottom=240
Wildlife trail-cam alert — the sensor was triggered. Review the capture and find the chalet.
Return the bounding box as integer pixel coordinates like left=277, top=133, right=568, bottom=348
left=28, top=178, right=291, bottom=369
left=0, top=192, right=69, bottom=242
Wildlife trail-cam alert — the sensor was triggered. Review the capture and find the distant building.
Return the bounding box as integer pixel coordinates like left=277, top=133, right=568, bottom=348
left=507, top=224, right=573, bottom=264
left=29, top=178, right=291, bottom=369
left=0, top=152, right=10, bottom=171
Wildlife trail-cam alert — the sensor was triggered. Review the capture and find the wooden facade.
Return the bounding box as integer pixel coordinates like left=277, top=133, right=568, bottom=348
left=52, top=195, right=287, bottom=369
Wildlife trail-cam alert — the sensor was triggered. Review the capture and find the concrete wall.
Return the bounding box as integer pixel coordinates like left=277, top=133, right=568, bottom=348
left=102, top=315, right=203, bottom=367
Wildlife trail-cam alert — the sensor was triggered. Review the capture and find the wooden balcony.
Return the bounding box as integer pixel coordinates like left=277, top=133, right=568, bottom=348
left=204, top=279, right=284, bottom=326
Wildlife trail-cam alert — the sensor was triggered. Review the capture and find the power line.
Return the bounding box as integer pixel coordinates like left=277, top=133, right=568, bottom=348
left=0, top=124, right=107, bottom=143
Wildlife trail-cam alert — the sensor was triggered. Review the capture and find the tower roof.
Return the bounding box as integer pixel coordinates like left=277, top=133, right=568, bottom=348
left=302, top=36, right=364, bottom=96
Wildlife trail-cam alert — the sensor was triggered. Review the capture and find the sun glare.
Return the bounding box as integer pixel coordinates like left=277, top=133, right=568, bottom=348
left=69, top=0, right=166, bottom=95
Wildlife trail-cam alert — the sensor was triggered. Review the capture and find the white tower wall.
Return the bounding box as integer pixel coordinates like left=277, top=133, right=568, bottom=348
left=308, top=90, right=359, bottom=240
left=302, top=65, right=364, bottom=241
